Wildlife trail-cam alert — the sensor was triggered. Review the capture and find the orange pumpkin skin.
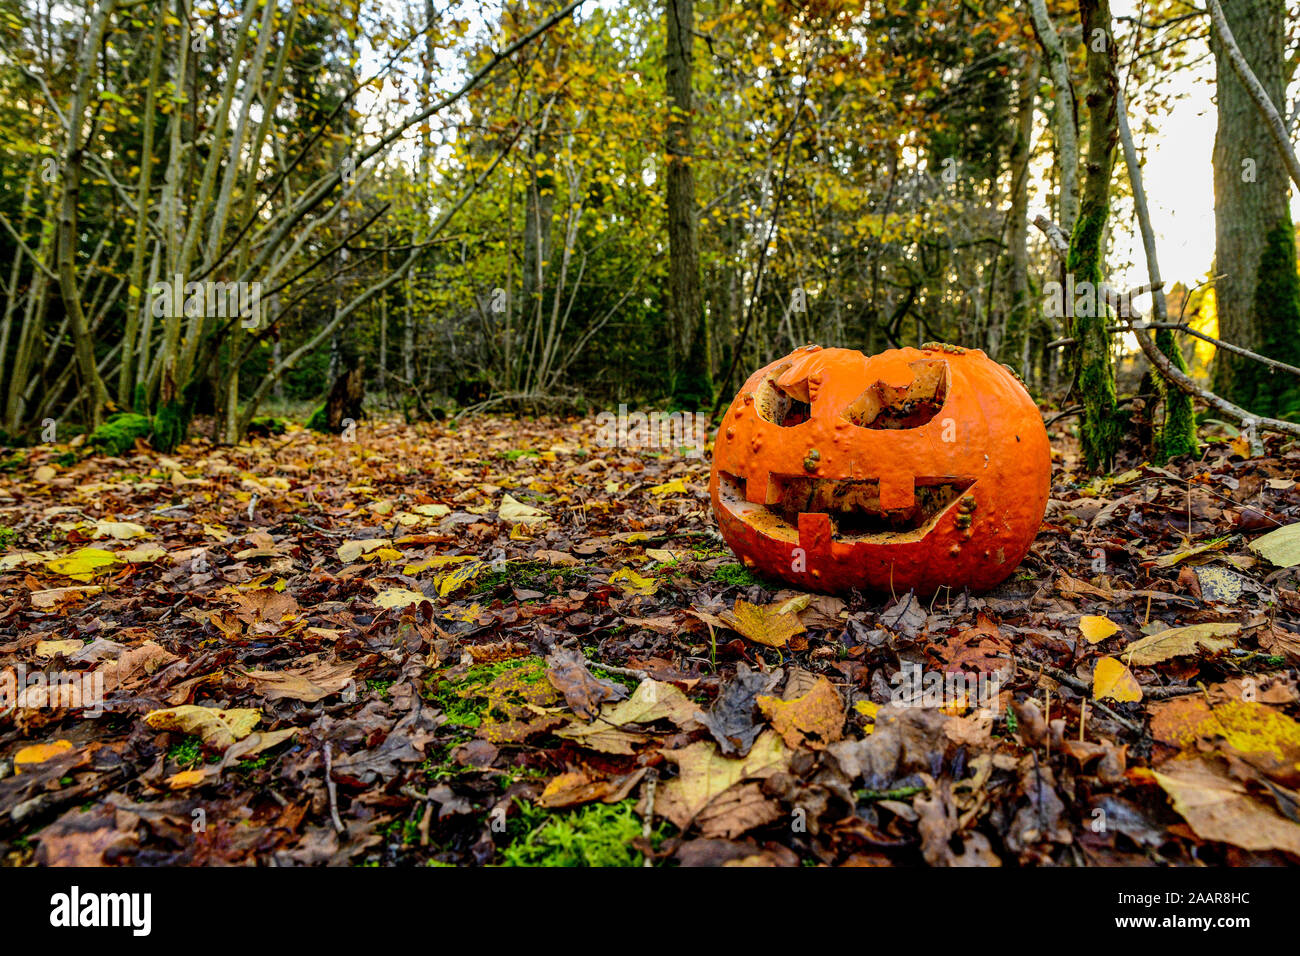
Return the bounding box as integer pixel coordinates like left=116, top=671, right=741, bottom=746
left=708, top=344, right=1050, bottom=595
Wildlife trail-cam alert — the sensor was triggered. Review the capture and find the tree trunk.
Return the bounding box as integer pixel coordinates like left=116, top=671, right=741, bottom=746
left=1209, top=0, right=1300, bottom=419
left=665, top=0, right=711, bottom=407
left=1070, top=0, right=1122, bottom=471
left=1005, top=53, right=1039, bottom=370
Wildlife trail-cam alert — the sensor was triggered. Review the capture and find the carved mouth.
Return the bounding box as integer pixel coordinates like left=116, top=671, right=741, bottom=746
left=717, top=472, right=975, bottom=544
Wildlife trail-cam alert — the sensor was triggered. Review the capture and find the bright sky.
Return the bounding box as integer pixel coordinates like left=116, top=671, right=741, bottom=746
left=1106, top=0, right=1300, bottom=293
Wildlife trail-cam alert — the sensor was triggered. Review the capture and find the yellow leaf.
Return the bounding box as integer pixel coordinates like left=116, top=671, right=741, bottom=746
left=1080, top=615, right=1119, bottom=643
left=165, top=769, right=208, bottom=789
left=404, top=554, right=475, bottom=575
left=756, top=675, right=845, bottom=749
left=34, top=639, right=83, bottom=659
left=1093, top=656, right=1142, bottom=703
left=45, top=547, right=121, bottom=582
left=90, top=519, right=148, bottom=540
left=374, top=587, right=428, bottom=609
left=14, top=740, right=74, bottom=772
left=144, top=705, right=260, bottom=750
left=337, top=538, right=391, bottom=563
left=436, top=559, right=491, bottom=596
left=648, top=477, right=688, bottom=497
left=728, top=599, right=805, bottom=648
left=118, top=545, right=167, bottom=563
left=1123, top=622, right=1242, bottom=666
left=609, top=567, right=659, bottom=595
left=499, top=494, right=549, bottom=524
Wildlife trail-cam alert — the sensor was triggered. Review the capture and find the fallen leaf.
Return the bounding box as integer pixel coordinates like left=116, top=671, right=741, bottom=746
left=44, top=547, right=121, bottom=581
left=374, top=587, right=428, bottom=609
left=14, top=740, right=75, bottom=772
left=1080, top=615, right=1119, bottom=643
left=756, top=673, right=844, bottom=749
left=1123, top=622, right=1241, bottom=666
left=545, top=647, right=628, bottom=720
left=34, top=639, right=83, bottom=659
left=727, top=599, right=805, bottom=649
left=143, top=705, right=260, bottom=750
left=1154, top=756, right=1300, bottom=855
left=337, top=538, right=392, bottom=562
left=651, top=731, right=789, bottom=829
left=1092, top=656, right=1142, bottom=703
left=1249, top=523, right=1300, bottom=568
left=499, top=494, right=549, bottom=524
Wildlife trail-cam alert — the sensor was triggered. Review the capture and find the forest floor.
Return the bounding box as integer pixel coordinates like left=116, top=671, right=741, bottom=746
left=1, top=413, right=1298, bottom=866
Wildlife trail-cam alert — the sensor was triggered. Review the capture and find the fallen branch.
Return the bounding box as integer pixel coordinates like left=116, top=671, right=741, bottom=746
left=1130, top=326, right=1300, bottom=437
left=1128, top=322, right=1300, bottom=378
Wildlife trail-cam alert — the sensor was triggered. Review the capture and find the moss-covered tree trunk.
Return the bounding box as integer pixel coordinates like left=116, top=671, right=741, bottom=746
left=665, top=0, right=712, bottom=409
left=1210, top=0, right=1300, bottom=420
left=1069, top=0, right=1123, bottom=471
left=1004, top=54, right=1039, bottom=369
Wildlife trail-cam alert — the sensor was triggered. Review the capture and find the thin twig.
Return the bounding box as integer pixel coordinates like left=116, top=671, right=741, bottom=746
left=323, top=744, right=345, bottom=834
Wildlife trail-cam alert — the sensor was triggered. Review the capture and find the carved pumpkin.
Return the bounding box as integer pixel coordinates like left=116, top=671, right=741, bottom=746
left=709, top=344, right=1050, bottom=595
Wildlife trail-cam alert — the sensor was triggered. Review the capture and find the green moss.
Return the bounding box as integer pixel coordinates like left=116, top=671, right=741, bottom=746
left=247, top=416, right=288, bottom=437
left=712, top=562, right=763, bottom=588
left=500, top=800, right=666, bottom=867
left=1067, top=208, right=1122, bottom=472
left=167, top=735, right=203, bottom=768
left=305, top=404, right=329, bottom=433
left=1249, top=221, right=1300, bottom=421
left=1156, top=327, right=1199, bottom=461
left=88, top=413, right=153, bottom=457
left=471, top=560, right=586, bottom=595
left=150, top=401, right=186, bottom=454
left=427, top=656, right=551, bottom=728
left=0, top=526, right=15, bottom=549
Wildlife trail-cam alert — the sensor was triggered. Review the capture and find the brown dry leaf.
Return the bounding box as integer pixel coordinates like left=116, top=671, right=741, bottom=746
left=100, top=641, right=179, bottom=693
left=546, top=647, right=628, bottom=720
left=143, top=705, right=260, bottom=750
left=34, top=639, right=83, bottom=659
left=536, top=768, right=646, bottom=809
left=597, top=678, right=700, bottom=729
left=1123, top=622, right=1241, bottom=666
left=534, top=549, right=581, bottom=567
left=30, top=586, right=103, bottom=609
left=230, top=587, right=300, bottom=627
left=241, top=661, right=356, bottom=703
left=1056, top=574, right=1114, bottom=600
left=725, top=599, right=806, bottom=649
left=756, top=673, right=844, bottom=750
left=1154, top=756, right=1300, bottom=855
left=696, top=781, right=783, bottom=839
left=651, top=730, right=789, bottom=829
left=1092, top=656, right=1142, bottom=703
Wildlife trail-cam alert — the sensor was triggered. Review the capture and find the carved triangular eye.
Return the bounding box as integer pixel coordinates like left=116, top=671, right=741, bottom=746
left=843, top=359, right=949, bottom=429
left=755, top=365, right=812, bottom=427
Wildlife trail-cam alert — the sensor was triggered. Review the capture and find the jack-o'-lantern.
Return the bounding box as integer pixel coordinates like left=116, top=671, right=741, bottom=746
left=709, top=344, right=1050, bottom=595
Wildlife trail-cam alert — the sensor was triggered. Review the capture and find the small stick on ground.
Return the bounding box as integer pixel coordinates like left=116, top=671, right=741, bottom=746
left=323, top=744, right=345, bottom=834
